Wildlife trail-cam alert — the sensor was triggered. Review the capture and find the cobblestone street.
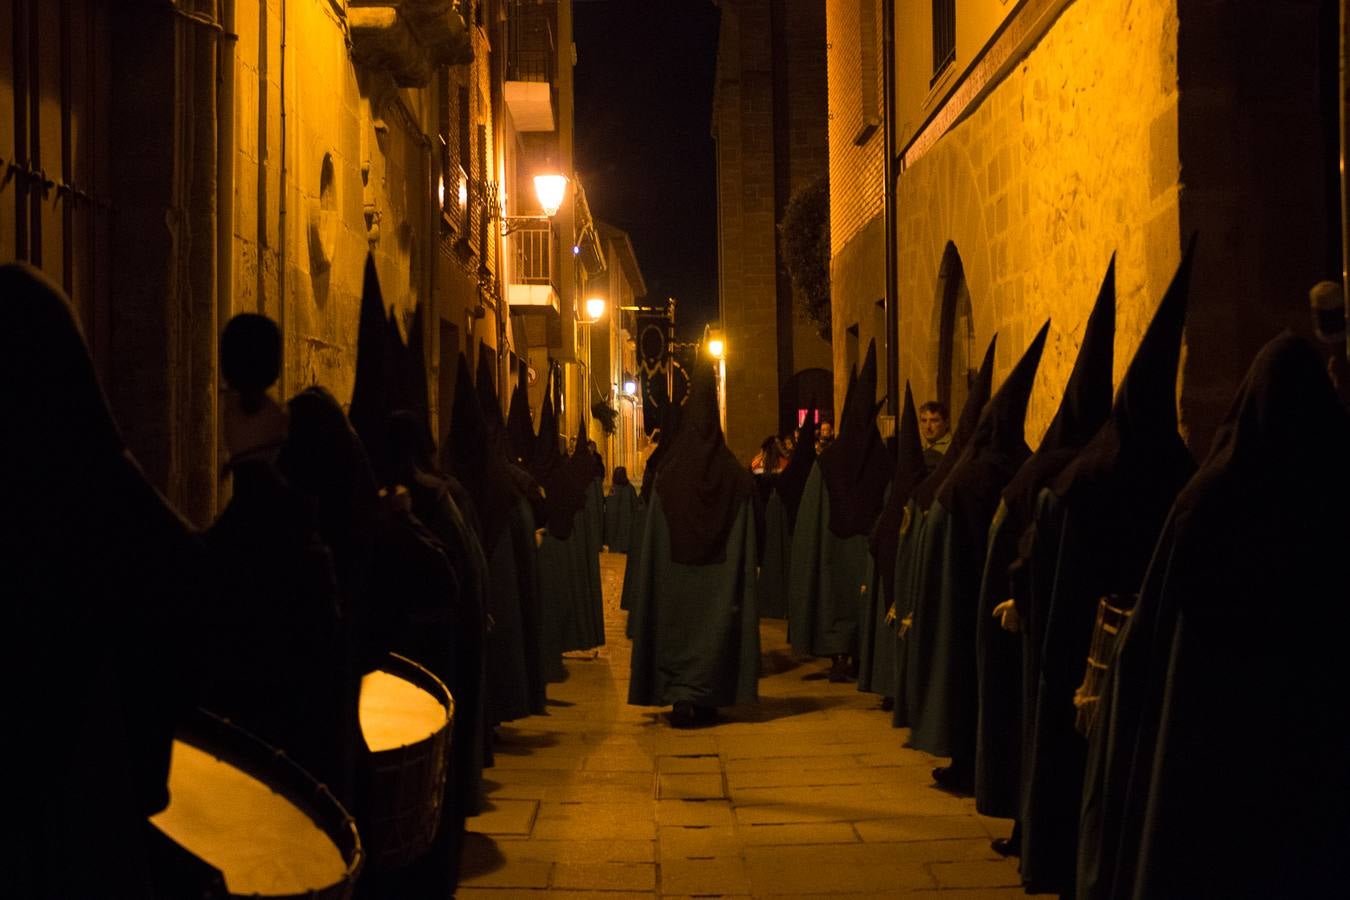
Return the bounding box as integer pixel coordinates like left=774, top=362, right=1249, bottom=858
left=460, top=552, right=1026, bottom=898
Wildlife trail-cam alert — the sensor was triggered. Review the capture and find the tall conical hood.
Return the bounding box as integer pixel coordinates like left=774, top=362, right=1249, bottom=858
left=507, top=360, right=535, bottom=464
left=384, top=309, right=416, bottom=416
left=869, top=383, right=927, bottom=588
left=444, top=351, right=512, bottom=546
left=914, top=333, right=997, bottom=510
left=475, top=341, right=505, bottom=436
left=776, top=400, right=818, bottom=531
left=1049, top=238, right=1198, bottom=595
left=936, top=320, right=1049, bottom=514
left=349, top=252, right=391, bottom=472
left=819, top=339, right=891, bottom=537
left=532, top=367, right=561, bottom=477
left=1003, top=256, right=1115, bottom=528
left=1114, top=233, right=1196, bottom=441
left=656, top=361, right=753, bottom=564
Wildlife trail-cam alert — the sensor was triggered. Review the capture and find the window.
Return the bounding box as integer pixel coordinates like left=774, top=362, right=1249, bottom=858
left=931, top=0, right=955, bottom=84
left=854, top=0, right=882, bottom=145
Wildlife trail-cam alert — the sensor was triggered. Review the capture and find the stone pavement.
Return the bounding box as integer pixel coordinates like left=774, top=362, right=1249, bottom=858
left=460, top=552, right=1027, bottom=899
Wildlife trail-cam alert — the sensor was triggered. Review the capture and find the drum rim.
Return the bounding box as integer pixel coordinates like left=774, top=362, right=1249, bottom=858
left=161, top=707, right=365, bottom=893
left=360, top=653, right=455, bottom=757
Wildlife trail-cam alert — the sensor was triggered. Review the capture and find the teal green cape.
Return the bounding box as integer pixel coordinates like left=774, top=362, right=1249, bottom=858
left=787, top=462, right=871, bottom=657
left=627, top=494, right=760, bottom=708
left=603, top=482, right=638, bottom=552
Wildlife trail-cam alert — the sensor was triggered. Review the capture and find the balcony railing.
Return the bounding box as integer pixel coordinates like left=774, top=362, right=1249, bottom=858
left=508, top=2, right=554, bottom=83
left=508, top=224, right=560, bottom=315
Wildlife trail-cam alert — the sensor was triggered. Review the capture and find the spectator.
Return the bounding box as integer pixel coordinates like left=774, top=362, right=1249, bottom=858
left=919, top=401, right=951, bottom=470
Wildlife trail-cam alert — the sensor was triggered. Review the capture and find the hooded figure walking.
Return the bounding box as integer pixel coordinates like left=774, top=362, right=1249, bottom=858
left=627, top=362, right=759, bottom=727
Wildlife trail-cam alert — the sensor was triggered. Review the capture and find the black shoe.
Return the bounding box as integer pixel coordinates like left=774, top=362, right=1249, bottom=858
left=828, top=655, right=850, bottom=683
left=931, top=764, right=973, bottom=795
left=880, top=696, right=895, bottom=712
left=692, top=706, right=719, bottom=726
left=991, top=836, right=1020, bottom=857
left=669, top=702, right=697, bottom=729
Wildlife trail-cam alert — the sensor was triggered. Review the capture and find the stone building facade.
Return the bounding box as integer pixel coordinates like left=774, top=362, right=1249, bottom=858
left=1, top=0, right=616, bottom=522
left=887, top=0, right=1342, bottom=454
left=713, top=0, right=834, bottom=463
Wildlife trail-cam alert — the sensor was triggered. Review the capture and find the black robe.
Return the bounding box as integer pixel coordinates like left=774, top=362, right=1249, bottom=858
left=1096, top=333, right=1350, bottom=899
left=3, top=264, right=210, bottom=898
left=1025, top=240, right=1197, bottom=895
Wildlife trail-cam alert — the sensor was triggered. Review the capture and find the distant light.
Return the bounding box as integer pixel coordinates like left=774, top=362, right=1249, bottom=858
left=585, top=296, right=606, bottom=321
left=438, top=175, right=446, bottom=207
left=572, top=245, right=581, bottom=256
left=707, top=338, right=725, bottom=359
left=623, top=380, right=637, bottom=396
left=533, top=174, right=568, bottom=217
left=458, top=176, right=468, bottom=208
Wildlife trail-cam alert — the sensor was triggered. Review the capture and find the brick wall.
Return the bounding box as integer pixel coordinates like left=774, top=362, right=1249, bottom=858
left=826, top=0, right=886, bottom=416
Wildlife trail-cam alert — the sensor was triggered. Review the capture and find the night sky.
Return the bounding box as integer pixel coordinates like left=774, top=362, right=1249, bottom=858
left=573, top=0, right=721, bottom=340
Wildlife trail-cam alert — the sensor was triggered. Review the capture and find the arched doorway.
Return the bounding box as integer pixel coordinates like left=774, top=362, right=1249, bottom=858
left=935, top=242, right=975, bottom=419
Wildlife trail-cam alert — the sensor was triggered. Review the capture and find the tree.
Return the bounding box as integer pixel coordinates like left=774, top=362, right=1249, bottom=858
left=779, top=175, right=831, bottom=341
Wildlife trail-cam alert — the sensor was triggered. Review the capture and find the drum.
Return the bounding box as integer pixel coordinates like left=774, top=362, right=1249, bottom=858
left=358, top=652, right=455, bottom=871
left=149, top=708, right=363, bottom=900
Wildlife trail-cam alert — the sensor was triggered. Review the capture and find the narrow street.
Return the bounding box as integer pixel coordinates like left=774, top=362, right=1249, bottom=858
left=460, top=553, right=1024, bottom=899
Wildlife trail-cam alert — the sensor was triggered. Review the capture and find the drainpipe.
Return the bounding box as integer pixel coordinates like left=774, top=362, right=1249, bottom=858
left=882, top=0, right=899, bottom=416
left=217, top=0, right=236, bottom=512
left=277, top=0, right=288, bottom=397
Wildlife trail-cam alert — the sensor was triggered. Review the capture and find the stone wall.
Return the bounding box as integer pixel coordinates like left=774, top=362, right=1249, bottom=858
left=896, top=0, right=1184, bottom=446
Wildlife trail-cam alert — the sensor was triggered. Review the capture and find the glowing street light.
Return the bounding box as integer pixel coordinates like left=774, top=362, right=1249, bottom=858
left=623, top=380, right=637, bottom=396
left=706, top=330, right=726, bottom=359
left=585, top=296, right=607, bottom=322
left=533, top=174, right=569, bottom=217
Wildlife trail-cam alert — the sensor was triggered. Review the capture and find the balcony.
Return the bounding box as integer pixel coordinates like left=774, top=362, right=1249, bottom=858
left=508, top=225, right=560, bottom=317
left=505, top=2, right=555, bottom=131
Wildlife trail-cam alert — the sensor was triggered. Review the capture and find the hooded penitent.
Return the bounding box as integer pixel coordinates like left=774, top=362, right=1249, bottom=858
left=349, top=253, right=393, bottom=480
left=444, top=352, right=514, bottom=549
left=5, top=264, right=208, bottom=897
left=604, top=465, right=638, bottom=552
left=907, top=323, right=1048, bottom=769
left=856, top=383, right=926, bottom=696
left=973, top=257, right=1116, bottom=821
left=1023, top=238, right=1197, bottom=897
left=869, top=383, right=927, bottom=607
left=627, top=361, right=760, bottom=710
left=1107, top=333, right=1350, bottom=899
left=775, top=402, right=818, bottom=532
left=507, top=360, right=535, bottom=465
left=818, top=341, right=892, bottom=538
left=656, top=361, right=755, bottom=565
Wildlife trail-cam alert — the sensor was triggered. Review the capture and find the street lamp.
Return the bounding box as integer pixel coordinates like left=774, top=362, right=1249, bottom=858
left=585, top=296, right=607, bottom=322
left=499, top=173, right=569, bottom=234
left=705, top=326, right=726, bottom=359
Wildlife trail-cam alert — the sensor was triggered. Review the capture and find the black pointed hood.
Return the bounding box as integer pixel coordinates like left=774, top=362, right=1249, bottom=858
left=656, top=361, right=754, bottom=564
left=475, top=342, right=505, bottom=437
left=1049, top=237, right=1198, bottom=594
left=349, top=253, right=391, bottom=474
left=1003, top=257, right=1116, bottom=531
left=531, top=368, right=562, bottom=481
left=914, top=333, right=998, bottom=510
left=385, top=309, right=416, bottom=416
left=935, top=322, right=1049, bottom=538
left=444, top=352, right=513, bottom=547
left=775, top=400, right=818, bottom=531
left=869, top=382, right=926, bottom=559
left=0, top=263, right=122, bottom=474
left=507, top=361, right=535, bottom=465
left=819, top=339, right=892, bottom=538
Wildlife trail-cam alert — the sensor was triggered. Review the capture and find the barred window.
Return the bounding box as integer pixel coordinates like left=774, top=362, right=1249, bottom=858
left=931, top=0, right=955, bottom=84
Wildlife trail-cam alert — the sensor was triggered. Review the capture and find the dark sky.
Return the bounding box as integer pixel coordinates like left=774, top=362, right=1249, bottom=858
left=573, top=0, right=721, bottom=340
